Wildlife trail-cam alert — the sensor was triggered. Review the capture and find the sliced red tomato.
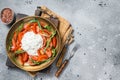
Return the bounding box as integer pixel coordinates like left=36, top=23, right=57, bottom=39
left=21, top=29, right=28, bottom=34
left=11, top=32, right=18, bottom=51
left=46, top=48, right=52, bottom=57
left=28, top=59, right=35, bottom=66
left=31, top=22, right=38, bottom=26
left=36, top=26, right=40, bottom=33
left=15, top=45, right=21, bottom=51
left=24, top=23, right=31, bottom=29
left=15, top=39, right=21, bottom=50
left=32, top=23, right=38, bottom=34
left=33, top=22, right=38, bottom=27
left=23, top=24, right=31, bottom=31
left=40, top=48, right=45, bottom=55
left=37, top=54, right=48, bottom=62
left=23, top=53, right=29, bottom=62
left=40, top=21, right=47, bottom=28
left=18, top=32, right=24, bottom=43
left=39, top=30, right=44, bottom=36
left=18, top=47, right=22, bottom=50
left=42, top=36, right=46, bottom=47
left=52, top=37, right=57, bottom=48
left=18, top=54, right=24, bottom=66
left=11, top=38, right=16, bottom=51
left=31, top=56, right=38, bottom=61
left=43, top=29, right=51, bottom=36
left=37, top=48, right=47, bottom=58
left=39, top=30, right=50, bottom=37
left=31, top=26, right=37, bottom=34
left=12, top=38, right=16, bottom=48
left=37, top=50, right=40, bottom=56
left=38, top=47, right=46, bottom=55
left=50, top=41, right=53, bottom=48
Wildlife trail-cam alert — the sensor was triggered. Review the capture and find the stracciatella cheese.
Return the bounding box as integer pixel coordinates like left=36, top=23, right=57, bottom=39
left=21, top=31, right=43, bottom=56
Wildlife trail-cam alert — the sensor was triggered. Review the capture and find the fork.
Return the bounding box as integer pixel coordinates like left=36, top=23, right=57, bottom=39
left=55, top=43, right=80, bottom=77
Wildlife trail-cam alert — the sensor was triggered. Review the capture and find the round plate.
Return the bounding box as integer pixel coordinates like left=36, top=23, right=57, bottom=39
left=6, top=16, right=61, bottom=71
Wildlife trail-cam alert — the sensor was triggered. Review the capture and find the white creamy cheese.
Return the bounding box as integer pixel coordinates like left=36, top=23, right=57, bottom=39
left=21, top=31, right=43, bottom=56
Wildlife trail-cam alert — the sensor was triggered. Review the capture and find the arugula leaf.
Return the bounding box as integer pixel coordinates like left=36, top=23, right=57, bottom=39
left=16, top=23, right=24, bottom=33
left=51, top=30, right=56, bottom=38
left=37, top=21, right=41, bottom=29
left=15, top=23, right=24, bottom=39
left=31, top=58, right=51, bottom=65
left=15, top=50, right=25, bottom=54
left=29, top=19, right=37, bottom=23
left=44, top=25, right=51, bottom=31
left=52, top=49, right=56, bottom=57
left=31, top=59, right=41, bottom=65
left=13, top=55, right=17, bottom=62
left=44, top=39, right=51, bottom=51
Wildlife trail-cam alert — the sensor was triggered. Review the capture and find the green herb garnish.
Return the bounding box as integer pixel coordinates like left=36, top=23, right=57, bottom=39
left=51, top=30, right=56, bottom=38
left=16, top=23, right=24, bottom=34
left=44, top=25, right=51, bottom=31
left=15, top=50, right=25, bottom=54
left=52, top=49, right=56, bottom=57
left=31, top=58, right=51, bottom=65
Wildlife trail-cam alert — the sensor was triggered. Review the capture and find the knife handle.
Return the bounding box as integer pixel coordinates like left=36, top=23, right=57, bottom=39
left=56, top=47, right=67, bottom=67
left=55, top=60, right=69, bottom=77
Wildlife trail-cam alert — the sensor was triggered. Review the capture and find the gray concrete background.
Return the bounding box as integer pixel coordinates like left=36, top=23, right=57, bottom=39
left=0, top=0, right=120, bottom=80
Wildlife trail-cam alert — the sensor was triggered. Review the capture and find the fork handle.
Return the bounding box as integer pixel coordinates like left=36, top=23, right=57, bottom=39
left=55, top=60, right=69, bottom=77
